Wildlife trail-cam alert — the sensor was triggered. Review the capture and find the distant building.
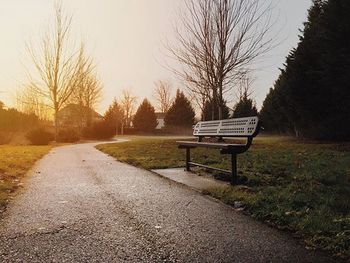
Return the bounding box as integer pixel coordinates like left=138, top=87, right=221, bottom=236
left=57, top=104, right=103, bottom=128
left=155, top=112, right=166, bottom=129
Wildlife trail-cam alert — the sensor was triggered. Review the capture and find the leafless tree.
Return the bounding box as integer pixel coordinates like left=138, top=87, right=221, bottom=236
left=25, top=3, right=83, bottom=138
left=168, top=0, right=275, bottom=120
left=15, top=86, right=51, bottom=120
left=153, top=80, right=173, bottom=113
left=121, top=89, right=137, bottom=128
left=236, top=74, right=254, bottom=102
left=71, top=46, right=103, bottom=128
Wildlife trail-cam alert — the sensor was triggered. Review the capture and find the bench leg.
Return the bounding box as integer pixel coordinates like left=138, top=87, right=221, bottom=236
left=231, top=154, right=237, bottom=185
left=186, top=148, right=191, bottom=171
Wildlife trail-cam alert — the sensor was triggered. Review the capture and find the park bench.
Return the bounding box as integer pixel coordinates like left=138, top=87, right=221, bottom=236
left=177, top=116, right=261, bottom=184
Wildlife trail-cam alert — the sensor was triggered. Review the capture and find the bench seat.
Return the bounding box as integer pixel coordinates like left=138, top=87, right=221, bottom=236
left=177, top=141, right=247, bottom=153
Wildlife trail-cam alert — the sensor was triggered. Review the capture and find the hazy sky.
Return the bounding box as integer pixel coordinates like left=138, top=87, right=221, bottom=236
left=0, top=0, right=312, bottom=113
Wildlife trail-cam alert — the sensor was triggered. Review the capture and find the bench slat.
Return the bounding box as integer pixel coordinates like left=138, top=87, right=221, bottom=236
left=193, top=116, right=259, bottom=137
left=177, top=141, right=246, bottom=149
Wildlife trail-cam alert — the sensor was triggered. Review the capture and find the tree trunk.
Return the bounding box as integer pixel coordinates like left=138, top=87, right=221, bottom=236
left=212, top=90, right=218, bottom=120
left=54, top=109, right=59, bottom=141
left=218, top=80, right=223, bottom=120
left=218, top=100, right=223, bottom=120
left=86, top=109, right=92, bottom=128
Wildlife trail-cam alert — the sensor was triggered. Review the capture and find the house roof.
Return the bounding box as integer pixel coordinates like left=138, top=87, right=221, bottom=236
left=57, top=104, right=102, bottom=118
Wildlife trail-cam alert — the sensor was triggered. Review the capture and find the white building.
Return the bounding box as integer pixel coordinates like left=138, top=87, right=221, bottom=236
left=155, top=112, right=166, bottom=129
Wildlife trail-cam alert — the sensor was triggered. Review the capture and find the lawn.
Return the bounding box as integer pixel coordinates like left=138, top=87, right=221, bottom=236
left=0, top=145, right=52, bottom=210
left=97, top=136, right=350, bottom=259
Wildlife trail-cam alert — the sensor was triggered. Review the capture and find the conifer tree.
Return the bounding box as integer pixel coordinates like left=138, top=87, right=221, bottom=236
left=232, top=94, right=258, bottom=118
left=104, top=98, right=124, bottom=134
left=202, top=100, right=230, bottom=121
left=133, top=99, right=157, bottom=132
left=165, top=90, right=195, bottom=127
left=260, top=0, right=350, bottom=140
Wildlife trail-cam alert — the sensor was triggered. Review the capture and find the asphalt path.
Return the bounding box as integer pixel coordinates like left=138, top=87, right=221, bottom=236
left=0, top=142, right=336, bottom=262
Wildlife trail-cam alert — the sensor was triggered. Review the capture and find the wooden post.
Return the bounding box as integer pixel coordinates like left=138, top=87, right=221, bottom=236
left=231, top=154, right=237, bottom=185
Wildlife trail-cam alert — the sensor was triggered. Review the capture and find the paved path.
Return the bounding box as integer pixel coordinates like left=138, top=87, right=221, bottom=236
left=152, top=168, right=229, bottom=191
left=0, top=142, right=335, bottom=262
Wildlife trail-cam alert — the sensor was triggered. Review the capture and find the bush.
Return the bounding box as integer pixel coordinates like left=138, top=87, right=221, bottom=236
left=0, top=131, right=12, bottom=145
left=26, top=128, right=53, bottom=145
left=57, top=128, right=80, bottom=143
left=82, top=121, right=115, bottom=140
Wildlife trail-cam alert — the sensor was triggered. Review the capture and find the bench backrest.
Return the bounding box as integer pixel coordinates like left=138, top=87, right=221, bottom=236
left=193, top=116, right=259, bottom=138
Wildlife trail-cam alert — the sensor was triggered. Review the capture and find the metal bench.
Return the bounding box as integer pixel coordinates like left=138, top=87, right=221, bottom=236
left=177, top=116, right=261, bottom=184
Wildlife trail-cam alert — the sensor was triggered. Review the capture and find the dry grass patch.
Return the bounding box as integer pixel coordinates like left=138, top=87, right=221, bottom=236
left=0, top=145, right=52, bottom=209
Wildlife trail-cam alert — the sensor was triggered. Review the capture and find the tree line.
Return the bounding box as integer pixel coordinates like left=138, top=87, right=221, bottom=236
left=0, top=101, right=47, bottom=144
left=6, top=0, right=348, bottom=143
left=100, top=88, right=195, bottom=137
left=260, top=0, right=350, bottom=140
left=0, top=102, right=39, bottom=132
left=100, top=81, right=256, bottom=137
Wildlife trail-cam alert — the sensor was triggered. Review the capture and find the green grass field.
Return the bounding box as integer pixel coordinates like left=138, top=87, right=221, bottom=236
left=97, top=136, right=350, bottom=258
left=0, top=145, right=52, bottom=210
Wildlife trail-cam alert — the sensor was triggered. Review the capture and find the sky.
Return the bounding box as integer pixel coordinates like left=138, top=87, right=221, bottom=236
left=0, top=0, right=312, bottom=113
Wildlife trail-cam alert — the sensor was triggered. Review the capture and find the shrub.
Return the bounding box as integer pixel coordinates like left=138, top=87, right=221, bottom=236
left=0, top=131, right=12, bottom=145
left=82, top=121, right=115, bottom=140
left=57, top=128, right=80, bottom=143
left=26, top=128, right=53, bottom=145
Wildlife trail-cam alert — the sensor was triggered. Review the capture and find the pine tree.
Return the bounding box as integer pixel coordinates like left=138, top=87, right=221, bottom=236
left=104, top=98, right=124, bottom=133
left=202, top=100, right=230, bottom=121
left=133, top=99, right=157, bottom=132
left=165, top=89, right=195, bottom=127
left=232, top=92, right=258, bottom=118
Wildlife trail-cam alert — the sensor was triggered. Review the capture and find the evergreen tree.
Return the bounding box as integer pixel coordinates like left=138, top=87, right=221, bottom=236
left=202, top=100, right=230, bottom=121
left=260, top=0, right=350, bottom=140
left=232, top=93, right=258, bottom=118
left=260, top=67, right=295, bottom=134
left=165, top=89, right=195, bottom=127
left=104, top=98, right=124, bottom=133
left=133, top=99, right=157, bottom=132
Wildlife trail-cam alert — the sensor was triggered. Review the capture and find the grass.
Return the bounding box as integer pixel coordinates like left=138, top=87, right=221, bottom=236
left=97, top=136, right=350, bottom=259
left=0, top=145, right=52, bottom=210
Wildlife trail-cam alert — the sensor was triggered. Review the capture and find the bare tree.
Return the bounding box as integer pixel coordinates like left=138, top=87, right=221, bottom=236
left=71, top=46, right=103, bottom=128
left=25, top=3, right=82, bottom=138
left=168, top=0, right=275, bottom=120
left=15, top=86, right=51, bottom=120
left=153, top=80, right=173, bottom=113
left=236, top=74, right=254, bottom=102
left=120, top=89, right=137, bottom=128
